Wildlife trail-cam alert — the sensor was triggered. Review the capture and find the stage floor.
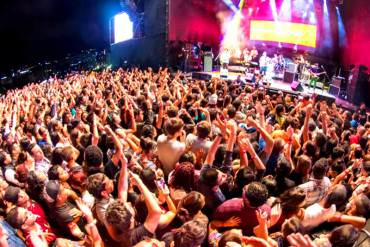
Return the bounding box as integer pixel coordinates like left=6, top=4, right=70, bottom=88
left=191, top=70, right=358, bottom=110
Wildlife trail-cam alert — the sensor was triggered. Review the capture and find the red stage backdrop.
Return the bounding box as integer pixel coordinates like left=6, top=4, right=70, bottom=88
left=169, top=0, right=221, bottom=45
left=342, top=0, right=370, bottom=69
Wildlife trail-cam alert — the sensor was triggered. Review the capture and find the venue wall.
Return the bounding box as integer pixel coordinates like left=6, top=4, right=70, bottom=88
left=341, top=0, right=370, bottom=70
left=169, top=0, right=221, bottom=46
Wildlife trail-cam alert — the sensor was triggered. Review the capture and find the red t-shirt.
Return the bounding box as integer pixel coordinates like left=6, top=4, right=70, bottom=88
left=27, top=201, right=56, bottom=244
left=350, top=134, right=360, bottom=145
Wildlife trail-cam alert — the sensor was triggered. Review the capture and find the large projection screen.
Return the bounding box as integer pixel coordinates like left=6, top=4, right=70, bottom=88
left=250, top=20, right=317, bottom=48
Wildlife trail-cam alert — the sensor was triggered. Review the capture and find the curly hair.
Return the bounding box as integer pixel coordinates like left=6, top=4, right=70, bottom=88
left=105, top=199, right=132, bottom=233
left=169, top=162, right=195, bottom=192
left=242, top=182, right=268, bottom=208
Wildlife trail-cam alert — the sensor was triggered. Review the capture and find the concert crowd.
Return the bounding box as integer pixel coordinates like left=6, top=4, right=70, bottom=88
left=0, top=67, right=369, bottom=247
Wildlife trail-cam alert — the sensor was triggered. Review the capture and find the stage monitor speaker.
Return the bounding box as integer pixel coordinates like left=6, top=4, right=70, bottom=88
left=287, top=63, right=298, bottom=73
left=291, top=81, right=304, bottom=92
left=329, top=85, right=340, bottom=96
left=192, top=72, right=212, bottom=81
left=284, top=71, right=295, bottom=84
left=331, top=76, right=343, bottom=87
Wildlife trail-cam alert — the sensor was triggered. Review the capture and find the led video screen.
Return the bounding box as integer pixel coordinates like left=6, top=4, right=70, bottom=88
left=250, top=20, right=317, bottom=48
left=114, top=12, right=133, bottom=43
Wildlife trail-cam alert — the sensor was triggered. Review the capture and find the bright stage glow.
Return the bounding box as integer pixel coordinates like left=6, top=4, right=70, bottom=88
left=222, top=0, right=239, bottom=14
left=336, top=7, right=347, bottom=47
left=322, top=0, right=333, bottom=47
left=114, top=12, right=133, bottom=43
left=220, top=0, right=246, bottom=52
left=250, top=20, right=317, bottom=48
left=269, top=0, right=278, bottom=21
left=279, top=0, right=292, bottom=21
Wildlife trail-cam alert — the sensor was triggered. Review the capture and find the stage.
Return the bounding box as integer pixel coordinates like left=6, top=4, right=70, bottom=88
left=190, top=70, right=357, bottom=110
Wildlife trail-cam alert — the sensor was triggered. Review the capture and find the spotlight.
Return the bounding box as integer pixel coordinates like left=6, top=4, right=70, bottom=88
left=279, top=0, right=292, bottom=21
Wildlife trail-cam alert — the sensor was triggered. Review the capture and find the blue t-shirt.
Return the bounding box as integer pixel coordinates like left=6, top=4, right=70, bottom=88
left=0, top=220, right=26, bottom=247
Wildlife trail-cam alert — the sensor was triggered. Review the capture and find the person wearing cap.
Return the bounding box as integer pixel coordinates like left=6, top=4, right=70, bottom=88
left=4, top=186, right=56, bottom=244
left=43, top=180, right=84, bottom=239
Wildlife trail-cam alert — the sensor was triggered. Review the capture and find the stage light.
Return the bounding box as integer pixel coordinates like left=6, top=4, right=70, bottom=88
left=324, top=0, right=329, bottom=16
left=269, top=0, right=278, bottom=21
left=222, top=0, right=239, bottom=14
left=220, top=0, right=246, bottom=53
left=336, top=6, right=347, bottom=47
left=322, top=0, right=333, bottom=48
left=279, top=0, right=291, bottom=21
left=114, top=12, right=133, bottom=43
left=309, top=12, right=316, bottom=24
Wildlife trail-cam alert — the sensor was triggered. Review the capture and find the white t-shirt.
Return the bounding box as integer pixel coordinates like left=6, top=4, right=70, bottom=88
left=157, top=134, right=185, bottom=176
left=301, top=203, right=336, bottom=232
left=185, top=134, right=212, bottom=154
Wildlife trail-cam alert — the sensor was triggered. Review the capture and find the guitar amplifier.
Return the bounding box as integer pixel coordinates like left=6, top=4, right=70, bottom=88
left=284, top=71, right=295, bottom=84
left=331, top=76, right=344, bottom=87
left=329, top=84, right=340, bottom=96
left=287, top=63, right=298, bottom=73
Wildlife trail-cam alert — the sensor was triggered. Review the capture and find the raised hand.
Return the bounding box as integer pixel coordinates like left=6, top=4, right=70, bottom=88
left=287, top=233, right=317, bottom=247
left=223, top=216, right=241, bottom=227
left=254, top=209, right=269, bottom=240
left=75, top=198, right=93, bottom=222
left=255, top=101, right=265, bottom=115
left=246, top=116, right=258, bottom=128
left=237, top=133, right=254, bottom=153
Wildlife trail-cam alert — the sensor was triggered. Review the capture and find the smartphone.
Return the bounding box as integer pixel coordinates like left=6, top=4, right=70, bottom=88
left=155, top=177, right=169, bottom=194
left=155, top=178, right=166, bottom=189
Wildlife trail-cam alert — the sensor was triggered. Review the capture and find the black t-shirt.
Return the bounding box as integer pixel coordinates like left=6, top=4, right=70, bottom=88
left=275, top=176, right=295, bottom=196
left=104, top=159, right=121, bottom=179
left=289, top=170, right=304, bottom=186
left=127, top=225, right=154, bottom=247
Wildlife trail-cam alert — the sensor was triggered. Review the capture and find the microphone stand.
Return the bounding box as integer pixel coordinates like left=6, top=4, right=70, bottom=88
left=321, top=65, right=330, bottom=82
